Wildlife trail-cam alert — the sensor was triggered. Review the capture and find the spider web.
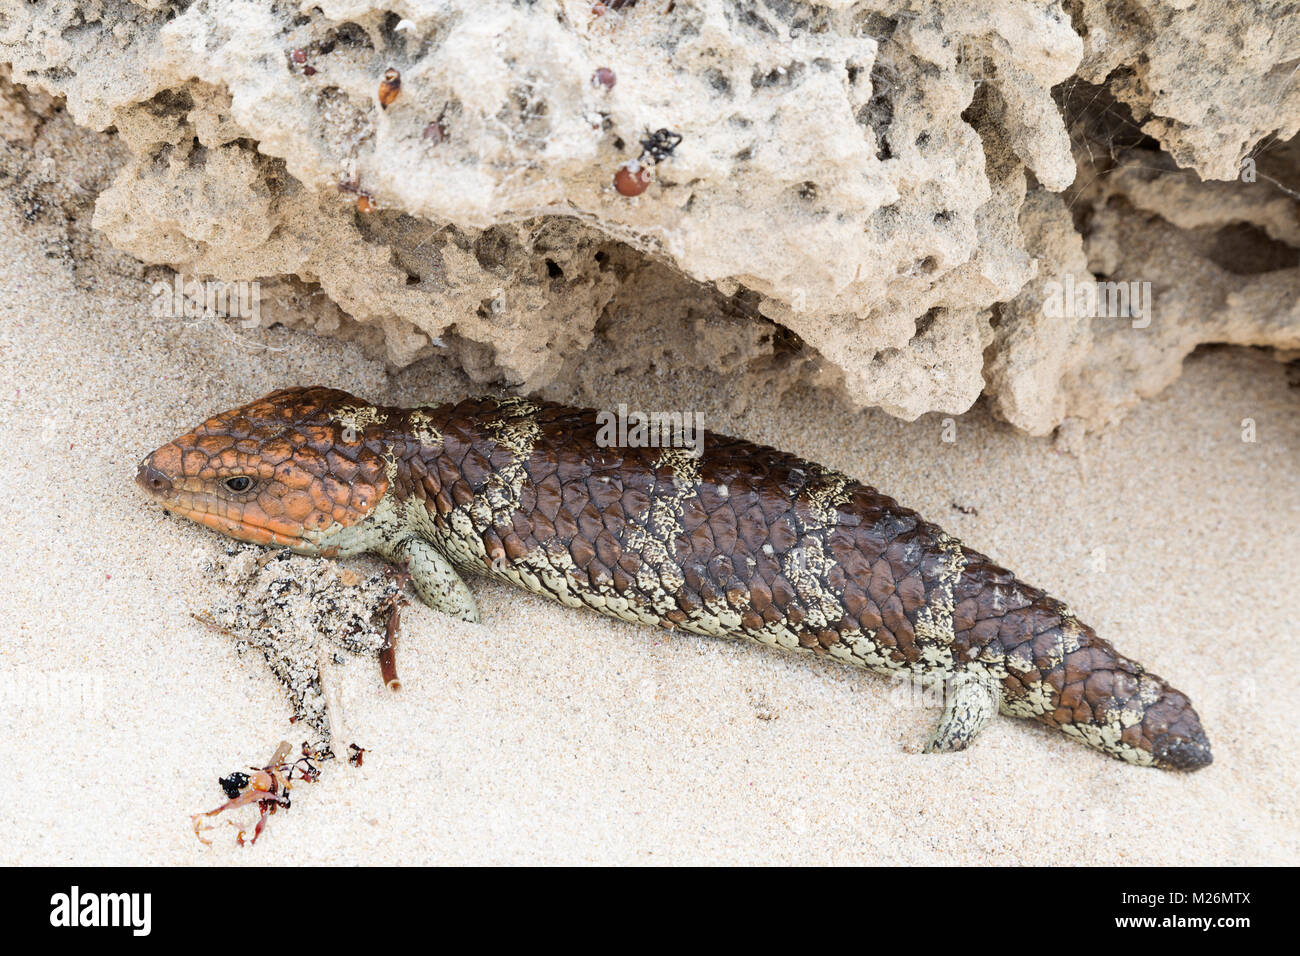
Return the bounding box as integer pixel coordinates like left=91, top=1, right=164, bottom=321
left=1052, top=70, right=1300, bottom=206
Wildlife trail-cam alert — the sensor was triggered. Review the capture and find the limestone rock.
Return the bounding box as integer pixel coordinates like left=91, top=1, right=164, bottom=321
left=0, top=1, right=1296, bottom=434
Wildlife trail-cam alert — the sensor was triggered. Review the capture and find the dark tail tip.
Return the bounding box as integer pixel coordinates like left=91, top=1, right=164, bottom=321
left=1152, top=732, right=1213, bottom=771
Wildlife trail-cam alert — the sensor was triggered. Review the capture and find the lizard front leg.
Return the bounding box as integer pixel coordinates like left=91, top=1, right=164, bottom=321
left=924, top=671, right=1002, bottom=753
left=378, top=535, right=480, bottom=624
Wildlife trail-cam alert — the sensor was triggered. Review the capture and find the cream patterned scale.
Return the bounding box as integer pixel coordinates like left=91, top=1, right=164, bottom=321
left=136, top=387, right=1213, bottom=770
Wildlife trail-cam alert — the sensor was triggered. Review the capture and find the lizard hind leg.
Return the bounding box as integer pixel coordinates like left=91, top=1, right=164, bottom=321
left=381, top=535, right=480, bottom=624
left=924, top=671, right=1002, bottom=754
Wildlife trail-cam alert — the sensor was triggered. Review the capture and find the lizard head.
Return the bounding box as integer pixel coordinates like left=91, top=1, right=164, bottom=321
left=135, top=386, right=392, bottom=553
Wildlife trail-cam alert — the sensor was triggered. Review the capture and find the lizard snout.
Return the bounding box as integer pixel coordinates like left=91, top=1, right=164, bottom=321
left=136, top=460, right=174, bottom=497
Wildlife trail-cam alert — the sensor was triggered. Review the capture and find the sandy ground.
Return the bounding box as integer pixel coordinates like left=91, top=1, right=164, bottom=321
left=1, top=211, right=1297, bottom=865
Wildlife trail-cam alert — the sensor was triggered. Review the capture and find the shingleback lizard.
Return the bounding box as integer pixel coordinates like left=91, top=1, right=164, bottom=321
left=136, top=387, right=1212, bottom=770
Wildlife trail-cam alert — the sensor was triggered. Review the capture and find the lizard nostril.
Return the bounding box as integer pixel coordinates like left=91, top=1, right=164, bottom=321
left=136, top=462, right=173, bottom=496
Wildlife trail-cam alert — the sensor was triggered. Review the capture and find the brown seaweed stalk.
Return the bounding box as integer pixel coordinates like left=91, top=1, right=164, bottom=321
left=190, top=740, right=319, bottom=846
left=379, top=560, right=412, bottom=692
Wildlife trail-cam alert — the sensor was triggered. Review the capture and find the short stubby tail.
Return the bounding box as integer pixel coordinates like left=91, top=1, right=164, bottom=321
left=1014, top=620, right=1213, bottom=771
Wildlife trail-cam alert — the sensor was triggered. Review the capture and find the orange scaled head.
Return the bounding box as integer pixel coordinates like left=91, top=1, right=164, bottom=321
left=135, top=386, right=391, bottom=552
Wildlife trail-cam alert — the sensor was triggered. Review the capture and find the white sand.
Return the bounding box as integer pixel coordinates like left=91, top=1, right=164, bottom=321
left=1, top=213, right=1297, bottom=864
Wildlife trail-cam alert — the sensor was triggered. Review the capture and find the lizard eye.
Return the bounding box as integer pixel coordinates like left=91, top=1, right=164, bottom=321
left=223, top=476, right=253, bottom=493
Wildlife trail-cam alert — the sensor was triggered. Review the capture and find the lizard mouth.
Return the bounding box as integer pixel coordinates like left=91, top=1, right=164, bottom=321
left=135, top=460, right=305, bottom=548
